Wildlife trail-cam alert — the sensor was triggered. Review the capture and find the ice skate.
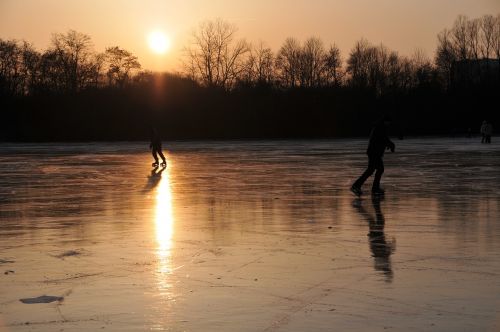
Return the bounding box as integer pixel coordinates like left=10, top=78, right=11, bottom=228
left=350, top=185, right=363, bottom=197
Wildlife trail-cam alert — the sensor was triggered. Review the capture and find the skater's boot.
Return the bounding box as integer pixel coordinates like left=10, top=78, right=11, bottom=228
left=350, top=184, right=363, bottom=197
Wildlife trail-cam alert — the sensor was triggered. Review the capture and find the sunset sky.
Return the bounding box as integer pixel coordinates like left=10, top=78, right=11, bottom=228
left=1, top=0, right=499, bottom=72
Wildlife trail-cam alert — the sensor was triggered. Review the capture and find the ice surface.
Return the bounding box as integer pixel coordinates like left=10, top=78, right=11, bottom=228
left=1, top=138, right=499, bottom=331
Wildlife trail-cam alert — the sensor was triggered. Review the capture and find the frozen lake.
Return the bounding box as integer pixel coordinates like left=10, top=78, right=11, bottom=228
left=1, top=138, right=499, bottom=331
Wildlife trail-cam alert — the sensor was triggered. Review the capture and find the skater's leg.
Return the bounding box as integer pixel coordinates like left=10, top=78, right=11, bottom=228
left=372, top=157, right=384, bottom=193
left=372, top=165, right=384, bottom=192
left=158, top=149, right=166, bottom=163
left=152, top=148, right=159, bottom=164
left=354, top=166, right=375, bottom=188
left=353, top=155, right=377, bottom=188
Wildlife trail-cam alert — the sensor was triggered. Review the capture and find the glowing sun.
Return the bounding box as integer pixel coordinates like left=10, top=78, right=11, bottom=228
left=148, top=31, right=170, bottom=54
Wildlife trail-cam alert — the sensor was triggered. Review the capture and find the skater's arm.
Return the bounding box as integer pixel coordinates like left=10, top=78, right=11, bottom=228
left=374, top=125, right=395, bottom=152
left=387, top=139, right=395, bottom=152
left=384, top=133, right=395, bottom=152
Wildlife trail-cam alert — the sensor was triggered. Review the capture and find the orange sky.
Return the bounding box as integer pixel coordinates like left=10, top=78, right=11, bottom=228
left=1, top=0, right=499, bottom=72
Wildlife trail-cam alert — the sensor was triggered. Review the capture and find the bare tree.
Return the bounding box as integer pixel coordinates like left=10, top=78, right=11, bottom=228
left=494, top=14, right=500, bottom=60
left=50, top=30, right=95, bottom=92
left=466, top=18, right=481, bottom=60
left=184, top=19, right=250, bottom=89
left=275, top=37, right=302, bottom=88
left=19, top=41, right=41, bottom=95
left=300, top=37, right=326, bottom=87
left=385, top=48, right=404, bottom=91
left=494, top=14, right=500, bottom=78
left=105, top=46, right=141, bottom=88
left=347, top=39, right=408, bottom=94
left=324, top=44, right=343, bottom=87
left=346, top=38, right=371, bottom=88
left=410, top=49, right=433, bottom=87
left=243, top=41, right=275, bottom=85
left=0, top=39, right=23, bottom=95
left=398, top=56, right=415, bottom=90
left=451, top=15, right=470, bottom=60
left=480, top=15, right=496, bottom=59
left=435, top=29, right=457, bottom=87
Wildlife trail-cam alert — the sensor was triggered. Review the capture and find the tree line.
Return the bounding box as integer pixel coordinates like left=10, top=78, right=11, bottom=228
left=0, top=30, right=141, bottom=96
left=184, top=15, right=499, bottom=91
left=1, top=14, right=499, bottom=141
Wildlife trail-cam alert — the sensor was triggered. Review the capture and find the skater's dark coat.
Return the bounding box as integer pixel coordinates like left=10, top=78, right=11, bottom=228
left=367, top=121, right=395, bottom=157
left=150, top=131, right=162, bottom=150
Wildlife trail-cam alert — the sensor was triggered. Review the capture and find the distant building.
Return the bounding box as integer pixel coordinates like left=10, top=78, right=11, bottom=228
left=451, top=59, right=500, bottom=86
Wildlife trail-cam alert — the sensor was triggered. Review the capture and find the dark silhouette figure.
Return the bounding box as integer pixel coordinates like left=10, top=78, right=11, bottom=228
left=354, top=196, right=395, bottom=282
left=480, top=120, right=493, bottom=144
left=150, top=128, right=167, bottom=167
left=351, top=115, right=395, bottom=196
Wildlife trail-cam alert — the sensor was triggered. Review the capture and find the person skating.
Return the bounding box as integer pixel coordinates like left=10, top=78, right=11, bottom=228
left=150, top=128, right=167, bottom=167
left=351, top=115, right=395, bottom=196
left=481, top=120, right=488, bottom=143
left=484, top=121, right=493, bottom=144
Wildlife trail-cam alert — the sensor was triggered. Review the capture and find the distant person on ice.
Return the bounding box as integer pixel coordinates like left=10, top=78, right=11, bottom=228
left=480, top=120, right=493, bottom=144
left=150, top=128, right=167, bottom=167
left=351, top=115, right=395, bottom=196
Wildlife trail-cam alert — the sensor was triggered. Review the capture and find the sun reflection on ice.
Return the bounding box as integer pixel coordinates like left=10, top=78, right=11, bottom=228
left=154, top=166, right=174, bottom=279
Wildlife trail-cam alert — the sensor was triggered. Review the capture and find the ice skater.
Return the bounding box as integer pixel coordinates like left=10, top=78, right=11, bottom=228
left=150, top=128, right=167, bottom=167
left=351, top=115, right=395, bottom=196
left=480, top=120, right=493, bottom=144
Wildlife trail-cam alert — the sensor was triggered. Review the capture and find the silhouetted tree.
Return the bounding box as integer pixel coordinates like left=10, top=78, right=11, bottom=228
left=493, top=14, right=500, bottom=79
left=347, top=40, right=405, bottom=94
left=275, top=37, right=301, bottom=88
left=50, top=30, right=96, bottom=92
left=241, top=41, right=275, bottom=86
left=435, top=29, right=457, bottom=87
left=435, top=14, right=500, bottom=88
left=184, top=19, right=250, bottom=89
left=452, top=15, right=470, bottom=61
left=410, top=49, right=435, bottom=88
left=0, top=39, right=23, bottom=96
left=19, top=42, right=41, bottom=95
left=466, top=18, right=481, bottom=60
left=300, top=37, right=326, bottom=87
left=324, top=44, right=344, bottom=87
left=105, top=46, right=141, bottom=88
left=346, top=38, right=371, bottom=89
left=480, top=15, right=496, bottom=59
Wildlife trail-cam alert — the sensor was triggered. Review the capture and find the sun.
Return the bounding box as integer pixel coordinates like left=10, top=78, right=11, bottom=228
left=148, top=31, right=170, bottom=54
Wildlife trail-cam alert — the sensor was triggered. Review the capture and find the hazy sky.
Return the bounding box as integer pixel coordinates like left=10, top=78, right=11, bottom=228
left=1, top=0, right=499, bottom=72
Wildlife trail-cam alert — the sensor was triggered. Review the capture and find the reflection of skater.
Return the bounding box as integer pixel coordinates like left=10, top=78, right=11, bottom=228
left=150, top=128, right=167, bottom=167
left=354, top=196, right=395, bottom=282
left=480, top=120, right=493, bottom=144
left=351, top=115, right=395, bottom=196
